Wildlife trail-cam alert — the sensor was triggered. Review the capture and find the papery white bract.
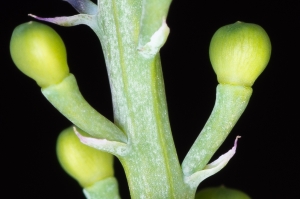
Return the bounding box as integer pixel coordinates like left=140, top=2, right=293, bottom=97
left=184, top=136, right=241, bottom=189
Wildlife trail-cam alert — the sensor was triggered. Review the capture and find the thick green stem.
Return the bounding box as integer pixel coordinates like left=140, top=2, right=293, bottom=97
left=91, top=0, right=193, bottom=198
left=115, top=55, right=192, bottom=198
left=182, top=84, right=252, bottom=177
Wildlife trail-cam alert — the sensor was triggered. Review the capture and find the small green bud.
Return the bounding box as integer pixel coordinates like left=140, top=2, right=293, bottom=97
left=10, top=21, right=69, bottom=88
left=56, top=127, right=114, bottom=188
left=209, top=21, right=271, bottom=87
left=195, top=186, right=251, bottom=199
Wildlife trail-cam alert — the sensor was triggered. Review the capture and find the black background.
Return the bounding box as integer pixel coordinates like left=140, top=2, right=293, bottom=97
left=2, top=0, right=298, bottom=198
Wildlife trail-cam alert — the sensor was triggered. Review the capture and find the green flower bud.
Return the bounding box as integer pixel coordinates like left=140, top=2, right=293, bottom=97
left=10, top=21, right=69, bottom=88
left=195, top=186, right=251, bottom=199
left=209, top=21, right=271, bottom=87
left=56, top=127, right=114, bottom=188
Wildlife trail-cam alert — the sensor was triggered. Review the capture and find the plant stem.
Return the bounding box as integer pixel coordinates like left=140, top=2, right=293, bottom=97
left=83, top=177, right=121, bottom=199
left=42, top=74, right=126, bottom=142
left=182, top=84, right=252, bottom=177
left=91, top=0, right=193, bottom=198
left=114, top=55, right=192, bottom=198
